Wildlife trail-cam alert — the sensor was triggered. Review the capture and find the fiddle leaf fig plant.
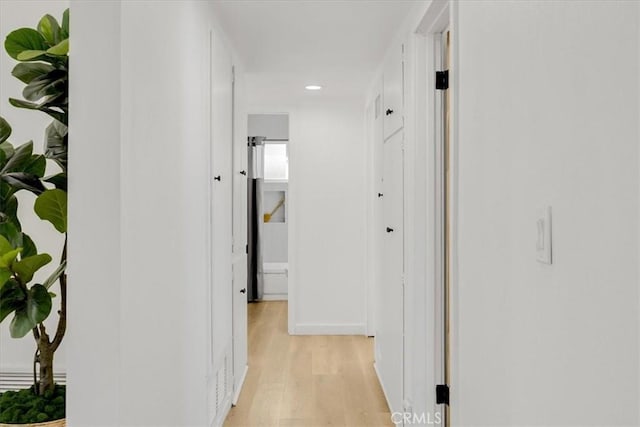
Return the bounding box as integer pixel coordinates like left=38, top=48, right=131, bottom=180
left=0, top=239, right=53, bottom=338
left=0, top=9, right=68, bottom=416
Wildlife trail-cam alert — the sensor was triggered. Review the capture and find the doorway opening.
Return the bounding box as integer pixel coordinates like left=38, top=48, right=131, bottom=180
left=246, top=113, right=290, bottom=303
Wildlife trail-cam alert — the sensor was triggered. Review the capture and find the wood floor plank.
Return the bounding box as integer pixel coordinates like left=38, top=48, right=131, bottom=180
left=224, top=301, right=393, bottom=427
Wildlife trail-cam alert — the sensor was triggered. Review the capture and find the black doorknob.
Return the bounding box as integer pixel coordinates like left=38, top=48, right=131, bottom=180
left=385, top=109, right=394, bottom=116
left=214, top=175, right=221, bottom=181
left=378, top=193, right=384, bottom=198
left=386, top=227, right=394, bottom=233
left=240, top=170, right=247, bottom=176
left=240, top=288, right=246, bottom=294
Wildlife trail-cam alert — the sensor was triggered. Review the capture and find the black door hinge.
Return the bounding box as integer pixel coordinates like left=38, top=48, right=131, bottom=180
left=436, top=384, right=449, bottom=405
left=245, top=244, right=249, bottom=254
left=436, top=70, right=449, bottom=90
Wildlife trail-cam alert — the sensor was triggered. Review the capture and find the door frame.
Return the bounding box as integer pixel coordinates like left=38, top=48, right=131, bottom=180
left=415, top=0, right=458, bottom=423
left=365, top=85, right=384, bottom=338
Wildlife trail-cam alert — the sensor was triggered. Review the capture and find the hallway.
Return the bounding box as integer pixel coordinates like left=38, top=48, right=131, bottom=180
left=224, top=302, right=393, bottom=427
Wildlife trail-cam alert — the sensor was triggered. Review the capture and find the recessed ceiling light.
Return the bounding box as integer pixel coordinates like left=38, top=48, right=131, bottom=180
left=305, top=85, right=322, bottom=91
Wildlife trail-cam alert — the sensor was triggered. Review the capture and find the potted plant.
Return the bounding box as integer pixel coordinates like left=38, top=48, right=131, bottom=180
left=0, top=9, right=69, bottom=427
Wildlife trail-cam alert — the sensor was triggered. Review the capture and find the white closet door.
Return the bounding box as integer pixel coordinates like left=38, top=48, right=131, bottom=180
left=383, top=44, right=404, bottom=140
left=210, top=29, right=234, bottom=419
left=377, top=130, right=404, bottom=417
left=231, top=66, right=248, bottom=402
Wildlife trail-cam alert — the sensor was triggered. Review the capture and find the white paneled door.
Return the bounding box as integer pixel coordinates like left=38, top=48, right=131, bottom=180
left=378, top=130, right=404, bottom=419
left=209, top=29, right=234, bottom=424
left=383, top=44, right=404, bottom=140
left=231, top=258, right=247, bottom=403
left=231, top=66, right=249, bottom=404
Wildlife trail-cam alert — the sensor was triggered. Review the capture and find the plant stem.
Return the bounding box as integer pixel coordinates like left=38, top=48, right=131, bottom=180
left=37, top=324, right=54, bottom=395
left=34, top=235, right=67, bottom=395
left=32, top=348, right=40, bottom=394
left=50, top=235, right=67, bottom=353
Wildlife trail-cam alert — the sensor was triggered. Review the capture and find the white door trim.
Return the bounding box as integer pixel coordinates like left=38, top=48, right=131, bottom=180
left=414, top=0, right=457, bottom=422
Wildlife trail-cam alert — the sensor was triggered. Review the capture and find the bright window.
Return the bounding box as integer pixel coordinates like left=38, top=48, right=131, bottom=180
left=263, top=143, right=288, bottom=181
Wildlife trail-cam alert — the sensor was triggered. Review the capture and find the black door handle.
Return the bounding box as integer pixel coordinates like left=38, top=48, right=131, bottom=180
left=378, top=193, right=384, bottom=198
left=214, top=175, right=221, bottom=181
left=240, top=170, right=247, bottom=176
left=240, top=288, right=246, bottom=294
left=385, top=109, right=394, bottom=116
left=386, top=227, right=394, bottom=233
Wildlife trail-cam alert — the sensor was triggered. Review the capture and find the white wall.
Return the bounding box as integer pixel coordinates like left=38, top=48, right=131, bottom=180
left=453, top=1, right=640, bottom=425
left=67, top=2, right=121, bottom=424
left=248, top=113, right=288, bottom=140
left=69, top=1, right=242, bottom=425
left=293, top=99, right=367, bottom=334
left=0, top=0, right=68, bottom=375
left=249, top=88, right=368, bottom=334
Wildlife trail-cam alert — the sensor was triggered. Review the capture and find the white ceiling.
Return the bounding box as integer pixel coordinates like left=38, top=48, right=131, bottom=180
left=211, top=0, right=419, bottom=100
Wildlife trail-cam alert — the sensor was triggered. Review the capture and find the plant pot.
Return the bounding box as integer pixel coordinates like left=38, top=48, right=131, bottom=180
left=0, top=420, right=65, bottom=427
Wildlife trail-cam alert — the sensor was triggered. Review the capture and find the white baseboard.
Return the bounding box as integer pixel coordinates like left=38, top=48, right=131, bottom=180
left=212, top=394, right=232, bottom=427
left=261, top=293, right=288, bottom=301
left=0, top=371, right=66, bottom=392
left=294, top=323, right=366, bottom=335
left=232, top=365, right=248, bottom=406
left=374, top=363, right=396, bottom=422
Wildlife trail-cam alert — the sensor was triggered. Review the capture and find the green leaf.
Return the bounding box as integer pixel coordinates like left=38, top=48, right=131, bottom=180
left=8, top=98, right=39, bottom=109
left=42, top=260, right=65, bottom=290
left=46, top=39, right=68, bottom=56
left=1, top=172, right=46, bottom=195
left=41, top=92, right=68, bottom=111
left=1, top=195, right=19, bottom=224
left=45, top=121, right=67, bottom=169
left=24, top=155, right=46, bottom=177
left=38, top=15, right=61, bottom=46
left=34, top=189, right=66, bottom=233
left=9, top=308, right=35, bottom=338
left=21, top=233, right=37, bottom=259
left=0, top=235, right=13, bottom=256
left=0, top=279, right=26, bottom=323
left=13, top=253, right=52, bottom=284
left=0, top=248, right=22, bottom=269
left=0, top=222, right=23, bottom=250
left=4, top=28, right=47, bottom=60
left=22, top=70, right=67, bottom=102
left=11, top=62, right=55, bottom=84
left=0, top=118, right=11, bottom=144
left=62, top=9, right=69, bottom=39
left=16, top=50, right=48, bottom=61
left=8, top=99, right=66, bottom=124
left=0, top=141, right=15, bottom=159
left=0, top=269, right=13, bottom=293
left=1, top=141, right=33, bottom=174
left=44, top=173, right=66, bottom=191
left=26, top=284, right=52, bottom=324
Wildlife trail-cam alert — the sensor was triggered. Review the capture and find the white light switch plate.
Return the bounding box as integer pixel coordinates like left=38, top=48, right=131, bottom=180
left=536, top=206, right=552, bottom=264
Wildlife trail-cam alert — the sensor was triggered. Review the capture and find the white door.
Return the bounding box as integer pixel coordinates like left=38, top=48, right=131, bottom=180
left=210, top=29, right=234, bottom=418
left=383, top=44, right=404, bottom=140
left=377, top=130, right=404, bottom=419
left=231, top=258, right=247, bottom=402
left=231, top=67, right=248, bottom=403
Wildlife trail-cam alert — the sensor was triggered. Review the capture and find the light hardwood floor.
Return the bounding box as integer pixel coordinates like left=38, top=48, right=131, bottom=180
left=224, top=301, right=393, bottom=427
